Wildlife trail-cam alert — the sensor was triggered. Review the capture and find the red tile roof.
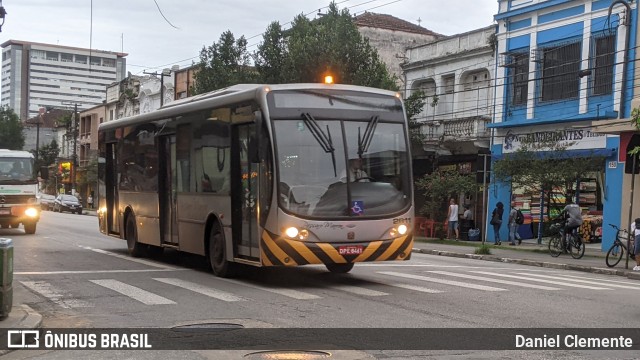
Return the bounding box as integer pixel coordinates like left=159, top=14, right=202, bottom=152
left=354, top=12, right=444, bottom=37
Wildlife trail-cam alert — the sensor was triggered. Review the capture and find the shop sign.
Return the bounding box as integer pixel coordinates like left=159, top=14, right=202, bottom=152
left=503, top=128, right=607, bottom=153
left=438, top=164, right=456, bottom=172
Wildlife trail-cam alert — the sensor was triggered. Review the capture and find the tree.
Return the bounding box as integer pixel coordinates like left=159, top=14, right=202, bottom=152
left=415, top=170, right=477, bottom=227
left=254, top=2, right=397, bottom=90
left=404, top=90, right=427, bottom=147
left=0, top=106, right=25, bottom=150
left=193, top=31, right=258, bottom=94
left=32, top=139, right=59, bottom=171
left=493, top=137, right=605, bottom=217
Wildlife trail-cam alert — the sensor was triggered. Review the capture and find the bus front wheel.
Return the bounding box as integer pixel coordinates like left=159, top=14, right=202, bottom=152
left=125, top=215, right=144, bottom=258
left=208, top=230, right=236, bottom=278
left=326, top=263, right=354, bottom=274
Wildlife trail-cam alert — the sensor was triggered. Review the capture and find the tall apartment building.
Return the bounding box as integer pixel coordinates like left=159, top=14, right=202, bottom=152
left=1, top=40, right=127, bottom=121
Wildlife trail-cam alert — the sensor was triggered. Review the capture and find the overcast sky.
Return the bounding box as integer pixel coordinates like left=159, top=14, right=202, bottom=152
left=2, top=0, right=498, bottom=75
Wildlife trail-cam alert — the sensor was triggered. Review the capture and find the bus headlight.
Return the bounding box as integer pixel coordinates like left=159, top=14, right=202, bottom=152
left=390, top=224, right=408, bottom=237
left=25, top=207, right=39, bottom=217
left=283, top=227, right=309, bottom=240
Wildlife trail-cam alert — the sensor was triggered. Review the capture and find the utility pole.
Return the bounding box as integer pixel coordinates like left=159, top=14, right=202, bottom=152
left=71, top=104, right=78, bottom=196
left=143, top=69, right=172, bottom=107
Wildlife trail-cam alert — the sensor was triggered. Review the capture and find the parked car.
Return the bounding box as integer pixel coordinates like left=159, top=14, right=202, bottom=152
left=39, top=194, right=56, bottom=211
left=53, top=195, right=83, bottom=214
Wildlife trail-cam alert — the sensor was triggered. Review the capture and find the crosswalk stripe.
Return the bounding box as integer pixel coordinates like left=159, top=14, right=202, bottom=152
left=377, top=271, right=507, bottom=291
left=153, top=278, right=247, bottom=301
left=427, top=271, right=560, bottom=290
left=384, top=283, right=443, bottom=294
left=20, top=281, right=92, bottom=309
left=215, top=278, right=320, bottom=300
left=90, top=279, right=176, bottom=305
left=470, top=271, right=611, bottom=290
left=515, top=273, right=640, bottom=290
left=564, top=274, right=640, bottom=286
left=330, top=285, right=389, bottom=296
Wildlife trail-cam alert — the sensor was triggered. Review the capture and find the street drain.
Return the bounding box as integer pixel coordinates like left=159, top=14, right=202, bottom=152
left=171, top=323, right=245, bottom=332
left=244, top=350, right=332, bottom=359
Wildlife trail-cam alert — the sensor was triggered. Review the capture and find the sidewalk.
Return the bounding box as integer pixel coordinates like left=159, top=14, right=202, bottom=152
left=412, top=236, right=640, bottom=280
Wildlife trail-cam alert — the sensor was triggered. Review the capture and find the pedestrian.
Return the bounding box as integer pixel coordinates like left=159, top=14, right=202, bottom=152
left=87, top=194, right=94, bottom=209
left=490, top=202, right=504, bottom=245
left=463, top=205, right=472, bottom=221
left=631, top=218, right=640, bottom=271
left=447, top=198, right=459, bottom=240
left=508, top=201, right=519, bottom=246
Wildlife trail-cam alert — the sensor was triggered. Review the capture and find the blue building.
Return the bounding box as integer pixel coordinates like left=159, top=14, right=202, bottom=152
left=488, top=0, right=637, bottom=250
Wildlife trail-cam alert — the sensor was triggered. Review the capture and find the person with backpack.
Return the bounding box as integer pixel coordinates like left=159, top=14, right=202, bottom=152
left=509, top=201, right=523, bottom=246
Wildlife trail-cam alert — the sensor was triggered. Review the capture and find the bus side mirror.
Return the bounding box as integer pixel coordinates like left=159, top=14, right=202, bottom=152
left=39, top=166, right=49, bottom=180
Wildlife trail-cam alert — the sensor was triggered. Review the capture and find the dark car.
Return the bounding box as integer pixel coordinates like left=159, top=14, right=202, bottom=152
left=53, top=195, right=83, bottom=214
left=39, top=194, right=56, bottom=211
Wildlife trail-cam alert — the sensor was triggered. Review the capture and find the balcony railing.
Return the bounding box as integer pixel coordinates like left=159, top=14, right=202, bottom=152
left=421, top=116, right=491, bottom=142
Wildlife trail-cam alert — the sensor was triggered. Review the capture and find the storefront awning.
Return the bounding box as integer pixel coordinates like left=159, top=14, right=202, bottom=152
left=492, top=147, right=617, bottom=160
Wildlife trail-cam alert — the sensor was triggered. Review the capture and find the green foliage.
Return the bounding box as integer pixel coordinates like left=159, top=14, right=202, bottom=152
left=78, top=157, right=98, bottom=187
left=193, top=31, right=259, bottom=94
left=404, top=90, right=427, bottom=147
left=415, top=170, right=477, bottom=222
left=253, top=2, right=397, bottom=89
left=630, top=107, right=640, bottom=156
left=32, top=139, right=59, bottom=170
left=493, top=137, right=605, bottom=206
left=474, top=244, right=492, bottom=255
left=0, top=106, right=25, bottom=150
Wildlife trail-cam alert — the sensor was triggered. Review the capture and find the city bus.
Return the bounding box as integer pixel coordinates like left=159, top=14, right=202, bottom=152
left=97, top=83, right=414, bottom=277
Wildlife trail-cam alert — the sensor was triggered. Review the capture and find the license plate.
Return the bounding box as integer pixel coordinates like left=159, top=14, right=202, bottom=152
left=0, top=208, right=9, bottom=215
left=338, top=245, right=364, bottom=255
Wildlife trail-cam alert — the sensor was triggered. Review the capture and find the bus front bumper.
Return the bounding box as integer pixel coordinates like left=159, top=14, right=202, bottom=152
left=260, top=230, right=413, bottom=267
left=0, top=205, right=40, bottom=225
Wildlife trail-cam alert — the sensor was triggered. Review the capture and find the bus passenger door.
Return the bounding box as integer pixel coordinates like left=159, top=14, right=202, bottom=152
left=231, top=123, right=260, bottom=259
left=105, top=143, right=119, bottom=235
left=159, top=135, right=178, bottom=245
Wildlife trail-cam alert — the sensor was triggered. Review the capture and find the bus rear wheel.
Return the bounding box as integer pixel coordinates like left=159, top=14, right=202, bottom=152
left=208, top=229, right=236, bottom=278
left=326, top=263, right=354, bottom=273
left=125, top=215, right=144, bottom=257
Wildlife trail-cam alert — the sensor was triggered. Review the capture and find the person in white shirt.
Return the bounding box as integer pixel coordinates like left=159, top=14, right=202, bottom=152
left=631, top=218, right=640, bottom=271
left=340, top=158, right=369, bottom=183
left=447, top=198, right=459, bottom=240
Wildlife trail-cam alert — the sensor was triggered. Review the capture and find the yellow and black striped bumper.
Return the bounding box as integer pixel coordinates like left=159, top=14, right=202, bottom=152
left=260, top=230, right=413, bottom=266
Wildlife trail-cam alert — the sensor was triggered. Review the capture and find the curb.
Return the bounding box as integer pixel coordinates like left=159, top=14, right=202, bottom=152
left=414, top=248, right=639, bottom=280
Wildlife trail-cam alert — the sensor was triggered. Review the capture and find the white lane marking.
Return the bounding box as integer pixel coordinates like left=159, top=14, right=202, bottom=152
left=20, top=281, right=92, bottom=309
left=384, top=283, right=443, bottom=294
left=78, top=245, right=176, bottom=270
left=330, top=285, right=389, bottom=296
left=470, top=271, right=611, bottom=290
left=90, top=279, right=176, bottom=305
left=427, top=271, right=560, bottom=291
left=564, top=274, right=640, bottom=286
left=215, top=278, right=320, bottom=300
left=16, top=269, right=182, bottom=275
left=516, top=273, right=640, bottom=290
left=153, top=278, right=247, bottom=302
left=377, top=271, right=506, bottom=292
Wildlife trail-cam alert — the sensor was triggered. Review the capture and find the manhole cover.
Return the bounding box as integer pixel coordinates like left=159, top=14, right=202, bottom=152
left=172, top=323, right=245, bottom=332
left=244, top=350, right=332, bottom=359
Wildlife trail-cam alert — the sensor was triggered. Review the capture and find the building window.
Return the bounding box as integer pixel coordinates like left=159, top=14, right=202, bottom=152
left=509, top=52, right=529, bottom=106
left=540, top=41, right=581, bottom=102
left=46, top=51, right=59, bottom=61
left=75, top=55, right=87, bottom=64
left=592, top=34, right=615, bottom=96
left=61, top=53, right=73, bottom=63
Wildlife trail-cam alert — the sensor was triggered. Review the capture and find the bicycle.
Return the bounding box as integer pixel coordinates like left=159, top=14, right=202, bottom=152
left=605, top=224, right=635, bottom=268
left=548, top=220, right=585, bottom=259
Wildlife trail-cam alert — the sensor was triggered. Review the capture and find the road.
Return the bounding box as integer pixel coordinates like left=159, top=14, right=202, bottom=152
left=1, top=211, right=638, bottom=359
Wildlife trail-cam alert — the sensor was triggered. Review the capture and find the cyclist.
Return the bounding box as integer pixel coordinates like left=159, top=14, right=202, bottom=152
left=558, top=199, right=583, bottom=252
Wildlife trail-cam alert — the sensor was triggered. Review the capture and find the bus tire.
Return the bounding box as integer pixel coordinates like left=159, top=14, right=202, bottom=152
left=125, top=214, right=144, bottom=258
left=326, top=263, right=354, bottom=274
left=24, top=222, right=37, bottom=234
left=208, top=229, right=235, bottom=278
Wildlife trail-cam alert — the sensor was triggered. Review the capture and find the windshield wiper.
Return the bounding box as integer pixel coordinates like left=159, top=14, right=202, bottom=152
left=302, top=112, right=337, bottom=177
left=358, top=116, right=379, bottom=157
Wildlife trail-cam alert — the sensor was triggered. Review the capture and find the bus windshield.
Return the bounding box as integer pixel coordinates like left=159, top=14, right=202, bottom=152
left=274, top=118, right=411, bottom=218
left=0, top=157, right=36, bottom=184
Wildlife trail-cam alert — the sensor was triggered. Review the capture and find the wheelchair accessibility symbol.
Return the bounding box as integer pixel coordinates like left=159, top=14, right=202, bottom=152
left=351, top=201, right=364, bottom=216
